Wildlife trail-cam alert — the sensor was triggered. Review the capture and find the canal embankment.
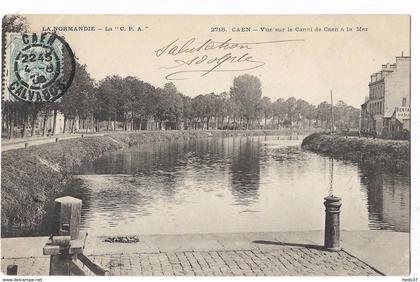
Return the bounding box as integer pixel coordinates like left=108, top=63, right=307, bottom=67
left=1, top=136, right=122, bottom=236
left=1, top=230, right=408, bottom=275
left=301, top=133, right=410, bottom=173
left=1, top=129, right=302, bottom=236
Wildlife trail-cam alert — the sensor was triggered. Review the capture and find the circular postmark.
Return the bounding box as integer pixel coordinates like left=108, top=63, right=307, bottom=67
left=7, top=32, right=75, bottom=103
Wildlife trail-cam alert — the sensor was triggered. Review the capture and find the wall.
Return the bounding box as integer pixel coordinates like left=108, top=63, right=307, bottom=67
left=384, top=57, right=410, bottom=118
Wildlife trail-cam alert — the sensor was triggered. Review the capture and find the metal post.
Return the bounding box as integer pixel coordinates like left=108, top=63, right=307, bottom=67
left=24, top=142, right=29, bottom=149
left=55, top=137, right=59, bottom=142
left=7, top=265, right=18, bottom=275
left=324, top=196, right=342, bottom=251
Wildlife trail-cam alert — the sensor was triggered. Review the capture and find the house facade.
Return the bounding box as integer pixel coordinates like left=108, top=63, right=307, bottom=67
left=360, top=55, right=410, bottom=136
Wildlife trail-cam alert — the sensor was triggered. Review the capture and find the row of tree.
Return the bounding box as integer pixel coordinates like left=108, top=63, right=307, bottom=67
left=2, top=62, right=360, bottom=138
left=1, top=15, right=360, bottom=138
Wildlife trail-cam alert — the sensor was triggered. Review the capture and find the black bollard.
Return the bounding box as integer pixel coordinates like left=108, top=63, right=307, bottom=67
left=55, top=137, right=59, bottom=142
left=24, top=142, right=29, bottom=149
left=7, top=265, right=18, bottom=275
left=324, top=195, right=342, bottom=251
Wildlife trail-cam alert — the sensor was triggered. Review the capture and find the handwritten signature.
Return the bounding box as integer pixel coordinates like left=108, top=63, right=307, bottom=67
left=155, top=38, right=305, bottom=80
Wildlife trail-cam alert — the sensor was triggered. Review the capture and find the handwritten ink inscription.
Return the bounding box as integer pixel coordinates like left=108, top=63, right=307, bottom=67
left=155, top=38, right=305, bottom=80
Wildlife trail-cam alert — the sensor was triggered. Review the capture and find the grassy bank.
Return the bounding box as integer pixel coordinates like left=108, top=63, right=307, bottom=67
left=1, top=137, right=123, bottom=236
left=301, top=133, right=410, bottom=172
left=1, top=129, right=296, bottom=236
left=108, top=129, right=303, bottom=146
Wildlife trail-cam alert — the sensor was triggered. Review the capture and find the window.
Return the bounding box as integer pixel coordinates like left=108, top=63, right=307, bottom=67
left=402, top=98, right=407, bottom=107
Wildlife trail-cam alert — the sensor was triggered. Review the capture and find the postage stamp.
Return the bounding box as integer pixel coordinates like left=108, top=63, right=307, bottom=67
left=7, top=32, right=75, bottom=103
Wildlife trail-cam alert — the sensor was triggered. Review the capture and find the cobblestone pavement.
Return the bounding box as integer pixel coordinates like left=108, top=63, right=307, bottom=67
left=1, top=246, right=381, bottom=276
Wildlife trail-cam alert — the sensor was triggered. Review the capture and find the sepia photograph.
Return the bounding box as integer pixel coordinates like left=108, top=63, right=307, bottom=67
left=0, top=12, right=415, bottom=278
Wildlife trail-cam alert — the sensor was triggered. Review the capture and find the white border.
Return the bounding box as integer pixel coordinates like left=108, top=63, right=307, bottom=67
left=1, top=1, right=419, bottom=281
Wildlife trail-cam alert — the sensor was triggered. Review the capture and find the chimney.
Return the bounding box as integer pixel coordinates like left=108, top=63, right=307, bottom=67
left=382, top=63, right=391, bottom=70
left=371, top=74, right=376, bottom=83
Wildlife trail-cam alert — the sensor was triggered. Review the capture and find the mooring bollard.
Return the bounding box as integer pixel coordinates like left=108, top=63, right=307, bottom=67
left=44, top=196, right=85, bottom=275
left=24, top=142, right=29, bottom=149
left=7, top=265, right=18, bottom=275
left=55, top=137, right=59, bottom=142
left=324, top=195, right=342, bottom=251
left=43, top=196, right=110, bottom=276
left=54, top=196, right=82, bottom=239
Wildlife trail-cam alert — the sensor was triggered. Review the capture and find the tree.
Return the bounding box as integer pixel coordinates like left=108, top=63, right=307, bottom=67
left=192, top=94, right=210, bottom=129
left=124, top=77, right=157, bottom=130
left=217, top=92, right=230, bottom=129
left=316, top=101, right=332, bottom=129
left=296, top=99, right=315, bottom=128
left=205, top=93, right=220, bottom=129
left=334, top=100, right=360, bottom=130
left=96, top=75, right=124, bottom=131
left=272, top=98, right=287, bottom=129
left=259, top=97, right=272, bottom=129
left=181, top=95, right=193, bottom=129
left=230, top=74, right=262, bottom=129
left=59, top=62, right=96, bottom=133
left=155, top=83, right=184, bottom=129
left=2, top=15, right=29, bottom=139
left=285, top=97, right=297, bottom=125
left=2, top=15, right=28, bottom=34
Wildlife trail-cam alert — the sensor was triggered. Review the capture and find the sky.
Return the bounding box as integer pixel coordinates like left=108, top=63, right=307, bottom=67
left=13, top=15, right=411, bottom=107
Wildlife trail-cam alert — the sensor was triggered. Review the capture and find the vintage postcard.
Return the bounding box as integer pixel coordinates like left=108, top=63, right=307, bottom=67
left=0, top=15, right=411, bottom=277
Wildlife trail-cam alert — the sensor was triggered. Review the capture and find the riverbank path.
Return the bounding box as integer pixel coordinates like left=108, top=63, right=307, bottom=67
left=1, top=133, right=105, bottom=152
left=2, top=245, right=379, bottom=276
left=2, top=231, right=408, bottom=276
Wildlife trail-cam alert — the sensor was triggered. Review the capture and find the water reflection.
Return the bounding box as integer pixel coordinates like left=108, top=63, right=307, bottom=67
left=6, top=135, right=409, bottom=237
left=72, top=136, right=410, bottom=235
left=229, top=137, right=260, bottom=205
left=359, top=166, right=409, bottom=232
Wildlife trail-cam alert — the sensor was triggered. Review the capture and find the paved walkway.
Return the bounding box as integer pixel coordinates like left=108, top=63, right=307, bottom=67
left=2, top=231, right=408, bottom=276
left=2, top=246, right=379, bottom=276
left=1, top=133, right=105, bottom=151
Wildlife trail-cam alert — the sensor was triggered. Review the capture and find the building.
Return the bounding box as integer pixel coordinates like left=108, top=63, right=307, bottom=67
left=360, top=98, right=375, bottom=134
left=382, top=106, right=410, bottom=139
left=360, top=55, right=410, bottom=136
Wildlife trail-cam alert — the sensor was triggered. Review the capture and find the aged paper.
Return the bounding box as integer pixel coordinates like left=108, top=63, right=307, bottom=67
left=1, top=14, right=412, bottom=278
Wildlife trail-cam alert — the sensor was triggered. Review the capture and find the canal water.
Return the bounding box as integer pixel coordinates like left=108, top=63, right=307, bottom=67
left=65, top=135, right=409, bottom=236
